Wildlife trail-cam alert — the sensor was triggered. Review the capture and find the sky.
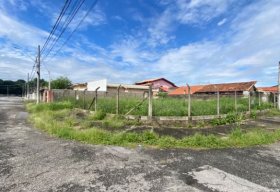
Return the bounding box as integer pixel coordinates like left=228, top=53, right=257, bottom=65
left=0, top=0, right=279, bottom=86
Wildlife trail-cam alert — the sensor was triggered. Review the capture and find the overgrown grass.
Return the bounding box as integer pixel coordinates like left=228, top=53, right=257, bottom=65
left=266, top=108, right=280, bottom=116
left=26, top=102, right=280, bottom=149
left=56, top=96, right=273, bottom=116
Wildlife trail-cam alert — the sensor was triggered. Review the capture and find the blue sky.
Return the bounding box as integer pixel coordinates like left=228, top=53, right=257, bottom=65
left=0, top=0, right=279, bottom=86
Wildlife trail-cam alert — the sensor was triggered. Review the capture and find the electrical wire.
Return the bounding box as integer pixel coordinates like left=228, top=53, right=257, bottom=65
left=41, top=0, right=72, bottom=54
left=44, top=0, right=98, bottom=63
left=41, top=0, right=86, bottom=60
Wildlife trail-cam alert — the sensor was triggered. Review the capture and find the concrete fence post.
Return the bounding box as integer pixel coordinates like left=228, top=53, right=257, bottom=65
left=234, top=91, right=237, bottom=112
left=148, top=85, right=153, bottom=118
left=187, top=84, right=191, bottom=121
left=116, top=85, right=121, bottom=114
left=95, top=87, right=100, bottom=111
left=83, top=90, right=86, bottom=109
left=274, top=93, right=276, bottom=108
left=217, top=91, right=220, bottom=116
left=248, top=92, right=251, bottom=113
left=258, top=92, right=261, bottom=107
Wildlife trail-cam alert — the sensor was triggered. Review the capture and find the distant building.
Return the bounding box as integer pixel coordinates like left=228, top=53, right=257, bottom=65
left=169, top=81, right=257, bottom=97
left=71, top=83, right=87, bottom=91
left=257, top=86, right=278, bottom=93
left=257, top=85, right=278, bottom=102
left=135, top=78, right=177, bottom=95
left=194, top=81, right=257, bottom=96
left=71, top=82, right=149, bottom=97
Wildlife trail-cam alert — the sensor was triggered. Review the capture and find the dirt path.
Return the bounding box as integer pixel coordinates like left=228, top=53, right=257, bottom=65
left=1, top=97, right=280, bottom=192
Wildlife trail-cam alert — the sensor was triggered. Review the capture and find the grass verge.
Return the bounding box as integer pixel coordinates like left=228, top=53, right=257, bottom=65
left=26, top=102, right=280, bottom=149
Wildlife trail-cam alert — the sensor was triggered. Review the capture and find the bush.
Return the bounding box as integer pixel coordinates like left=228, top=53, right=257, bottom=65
left=90, top=110, right=106, bottom=120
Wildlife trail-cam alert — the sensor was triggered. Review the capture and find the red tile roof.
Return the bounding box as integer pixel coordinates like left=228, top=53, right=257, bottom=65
left=196, top=81, right=256, bottom=93
left=169, top=81, right=257, bottom=95
left=169, top=85, right=205, bottom=95
left=135, top=77, right=177, bottom=87
left=257, top=86, right=278, bottom=93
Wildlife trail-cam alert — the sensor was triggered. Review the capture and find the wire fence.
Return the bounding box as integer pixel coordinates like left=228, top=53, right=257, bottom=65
left=50, top=89, right=277, bottom=117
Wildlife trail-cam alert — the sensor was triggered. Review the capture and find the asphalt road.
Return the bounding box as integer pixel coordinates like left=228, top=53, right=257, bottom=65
left=1, top=97, right=280, bottom=192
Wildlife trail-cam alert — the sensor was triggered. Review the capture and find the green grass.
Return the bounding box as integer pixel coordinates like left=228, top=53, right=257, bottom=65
left=266, top=108, right=280, bottom=116
left=55, top=96, right=273, bottom=117
left=26, top=102, right=280, bottom=149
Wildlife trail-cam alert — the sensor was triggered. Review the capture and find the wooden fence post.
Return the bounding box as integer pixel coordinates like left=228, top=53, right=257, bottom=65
left=187, top=84, right=191, bottom=121
left=234, top=91, right=237, bottom=112
left=116, top=85, right=121, bottom=114
left=148, top=85, right=153, bottom=118
left=217, top=91, right=220, bottom=116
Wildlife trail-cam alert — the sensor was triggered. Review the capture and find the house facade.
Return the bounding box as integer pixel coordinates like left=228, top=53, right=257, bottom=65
left=135, top=78, right=177, bottom=95
left=71, top=82, right=149, bottom=97
left=257, top=86, right=278, bottom=102
left=71, top=83, right=87, bottom=91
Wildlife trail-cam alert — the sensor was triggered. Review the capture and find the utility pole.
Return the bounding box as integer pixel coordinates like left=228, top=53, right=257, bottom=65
left=36, top=45, right=41, bottom=104
left=7, top=85, right=9, bottom=97
left=278, top=61, right=280, bottom=110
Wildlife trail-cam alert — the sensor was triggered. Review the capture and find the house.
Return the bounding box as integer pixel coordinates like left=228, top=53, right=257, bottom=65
left=71, top=83, right=87, bottom=91
left=257, top=86, right=278, bottom=93
left=71, top=81, right=149, bottom=97
left=194, top=81, right=257, bottom=96
left=169, top=81, right=257, bottom=97
left=135, top=78, right=177, bottom=95
left=257, top=86, right=278, bottom=102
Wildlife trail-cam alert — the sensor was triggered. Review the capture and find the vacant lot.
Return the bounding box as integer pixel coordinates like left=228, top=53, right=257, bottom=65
left=1, top=97, right=280, bottom=192
left=26, top=101, right=280, bottom=149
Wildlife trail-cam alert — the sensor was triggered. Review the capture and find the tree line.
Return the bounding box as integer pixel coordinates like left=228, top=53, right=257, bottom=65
left=0, top=76, right=72, bottom=96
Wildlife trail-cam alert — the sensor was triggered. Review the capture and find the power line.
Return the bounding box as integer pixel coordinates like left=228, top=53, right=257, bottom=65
left=29, top=62, right=37, bottom=82
left=12, top=45, right=36, bottom=62
left=41, top=0, right=72, bottom=54
left=42, top=0, right=86, bottom=60
left=44, top=0, right=98, bottom=63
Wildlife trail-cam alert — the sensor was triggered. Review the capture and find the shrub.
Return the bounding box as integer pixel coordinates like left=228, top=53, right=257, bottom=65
left=89, top=110, right=106, bottom=120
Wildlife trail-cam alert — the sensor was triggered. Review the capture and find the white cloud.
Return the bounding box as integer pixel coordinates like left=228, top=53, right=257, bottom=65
left=217, top=18, right=227, bottom=26
left=44, top=0, right=280, bottom=86
left=176, top=0, right=232, bottom=25
left=153, top=0, right=280, bottom=86
left=0, top=12, right=47, bottom=47
left=145, top=0, right=232, bottom=47
left=63, top=4, right=106, bottom=31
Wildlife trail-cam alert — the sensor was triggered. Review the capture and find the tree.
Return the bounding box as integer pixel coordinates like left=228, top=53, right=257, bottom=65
left=0, top=79, right=26, bottom=95
left=28, top=78, right=48, bottom=91
left=51, top=76, right=72, bottom=89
